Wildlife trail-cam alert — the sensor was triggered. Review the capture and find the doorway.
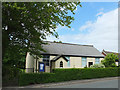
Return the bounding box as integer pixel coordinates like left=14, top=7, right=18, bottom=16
left=88, top=62, right=93, bottom=67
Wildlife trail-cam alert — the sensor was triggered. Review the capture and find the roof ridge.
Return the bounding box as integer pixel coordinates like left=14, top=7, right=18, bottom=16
left=103, top=49, right=118, bottom=54
left=44, top=41, right=93, bottom=47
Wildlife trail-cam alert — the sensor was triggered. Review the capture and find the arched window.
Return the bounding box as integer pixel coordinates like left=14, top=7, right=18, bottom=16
left=60, top=61, right=63, bottom=68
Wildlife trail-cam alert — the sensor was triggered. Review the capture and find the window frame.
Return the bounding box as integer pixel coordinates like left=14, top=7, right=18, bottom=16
left=95, top=58, right=100, bottom=64
left=82, top=57, right=87, bottom=67
left=43, top=55, right=50, bottom=66
left=60, top=61, right=63, bottom=68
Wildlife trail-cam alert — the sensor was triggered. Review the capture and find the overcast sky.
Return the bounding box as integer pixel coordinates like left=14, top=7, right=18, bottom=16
left=47, top=2, right=118, bottom=53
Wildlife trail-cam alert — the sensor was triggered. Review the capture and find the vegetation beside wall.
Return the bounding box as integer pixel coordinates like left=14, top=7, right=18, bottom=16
left=101, top=53, right=118, bottom=67
left=90, top=63, right=105, bottom=68
left=2, top=66, right=22, bottom=86
left=19, top=67, right=120, bottom=86
left=19, top=73, right=56, bottom=86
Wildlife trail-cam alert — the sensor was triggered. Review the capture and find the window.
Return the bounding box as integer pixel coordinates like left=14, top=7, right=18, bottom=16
left=60, top=61, right=63, bottom=68
left=82, top=57, right=87, bottom=67
left=65, top=56, right=70, bottom=67
left=43, top=55, right=50, bottom=66
left=95, top=58, right=100, bottom=64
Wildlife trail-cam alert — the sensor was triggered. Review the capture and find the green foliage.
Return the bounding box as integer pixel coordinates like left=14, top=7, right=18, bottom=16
left=90, top=63, right=105, bottom=68
left=53, top=68, right=119, bottom=79
left=2, top=65, right=22, bottom=86
left=2, top=2, right=81, bottom=63
left=19, top=68, right=120, bottom=86
left=19, top=73, right=56, bottom=86
left=102, top=53, right=118, bottom=67
left=3, top=47, right=26, bottom=68
left=84, top=65, right=87, bottom=68
left=2, top=66, right=22, bottom=79
left=53, top=41, right=62, bottom=43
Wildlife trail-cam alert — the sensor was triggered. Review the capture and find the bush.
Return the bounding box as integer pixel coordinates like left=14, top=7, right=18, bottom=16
left=19, top=73, right=56, bottom=86
left=19, top=67, right=120, bottom=86
left=90, top=63, right=105, bottom=68
left=2, top=65, right=22, bottom=86
left=102, top=53, right=118, bottom=67
left=53, top=68, right=119, bottom=79
left=2, top=66, right=21, bottom=79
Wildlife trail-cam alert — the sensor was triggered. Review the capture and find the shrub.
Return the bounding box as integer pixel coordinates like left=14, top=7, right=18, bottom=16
left=2, top=66, right=21, bottom=80
left=19, top=67, right=120, bottom=86
left=102, top=53, right=118, bottom=67
left=2, top=66, right=22, bottom=86
left=84, top=65, right=87, bottom=68
left=19, top=73, right=56, bottom=86
left=53, top=68, right=119, bottom=79
left=90, top=63, right=105, bottom=68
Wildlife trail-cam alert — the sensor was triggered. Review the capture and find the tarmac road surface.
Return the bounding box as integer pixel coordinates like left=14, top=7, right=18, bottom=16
left=47, top=77, right=119, bottom=88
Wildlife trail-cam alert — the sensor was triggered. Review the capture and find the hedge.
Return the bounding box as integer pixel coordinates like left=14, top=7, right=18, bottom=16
left=19, top=73, right=56, bottom=86
left=19, top=67, right=120, bottom=86
left=2, top=66, right=22, bottom=86
left=53, top=68, right=120, bottom=80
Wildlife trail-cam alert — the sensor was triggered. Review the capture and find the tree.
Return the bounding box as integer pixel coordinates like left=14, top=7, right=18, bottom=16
left=2, top=2, right=81, bottom=66
left=101, top=53, right=118, bottom=67
left=53, top=40, right=62, bottom=43
left=3, top=47, right=26, bottom=68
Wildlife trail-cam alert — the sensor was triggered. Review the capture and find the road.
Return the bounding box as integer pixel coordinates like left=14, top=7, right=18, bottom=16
left=48, top=77, right=118, bottom=88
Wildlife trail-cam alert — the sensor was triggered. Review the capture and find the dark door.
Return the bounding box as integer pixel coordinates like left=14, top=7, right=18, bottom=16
left=39, top=62, right=45, bottom=72
left=88, top=62, right=93, bottom=67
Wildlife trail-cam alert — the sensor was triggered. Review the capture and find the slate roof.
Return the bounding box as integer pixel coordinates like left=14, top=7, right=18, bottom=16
left=41, top=41, right=104, bottom=58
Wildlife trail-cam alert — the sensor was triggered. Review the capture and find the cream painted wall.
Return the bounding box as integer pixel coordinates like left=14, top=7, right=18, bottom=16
left=70, top=57, right=82, bottom=68
left=26, top=52, right=34, bottom=73
left=54, top=57, right=104, bottom=68
left=55, top=57, right=68, bottom=68
left=87, top=58, right=95, bottom=67
left=33, top=58, right=37, bottom=73
left=45, top=66, right=50, bottom=72
left=87, top=57, right=104, bottom=67
left=87, top=58, right=104, bottom=67
left=50, top=56, right=56, bottom=60
left=26, top=52, right=105, bottom=73
left=100, top=58, right=104, bottom=62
